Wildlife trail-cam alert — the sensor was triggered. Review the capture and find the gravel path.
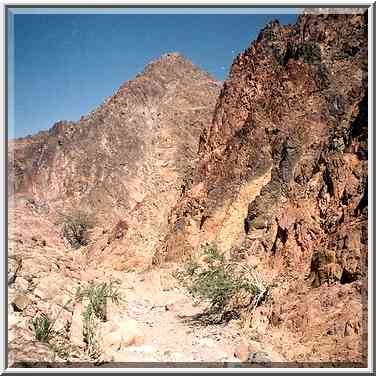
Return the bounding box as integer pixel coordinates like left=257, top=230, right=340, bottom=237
left=94, top=268, right=244, bottom=364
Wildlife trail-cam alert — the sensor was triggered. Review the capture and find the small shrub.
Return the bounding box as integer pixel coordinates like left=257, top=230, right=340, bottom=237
left=229, top=244, right=248, bottom=261
left=265, top=29, right=276, bottom=42
left=49, top=341, right=70, bottom=360
left=201, top=242, right=224, bottom=264
left=75, top=282, right=121, bottom=359
left=182, top=243, right=267, bottom=323
left=31, top=297, right=73, bottom=346
left=188, top=263, right=236, bottom=311
left=32, top=314, right=52, bottom=342
left=185, top=258, right=200, bottom=276
left=57, top=210, right=95, bottom=249
left=84, top=315, right=99, bottom=359
left=75, top=282, right=120, bottom=322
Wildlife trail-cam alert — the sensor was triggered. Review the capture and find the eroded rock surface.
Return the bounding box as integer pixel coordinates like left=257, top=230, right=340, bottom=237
left=155, top=12, right=368, bottom=364
left=8, top=54, right=221, bottom=367
left=9, top=53, right=221, bottom=269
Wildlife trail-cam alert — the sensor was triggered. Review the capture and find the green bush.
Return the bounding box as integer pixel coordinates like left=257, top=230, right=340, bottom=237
left=201, top=242, right=225, bottom=263
left=32, top=314, right=52, bottom=342
left=185, top=258, right=200, bottom=276
left=183, top=243, right=267, bottom=322
left=75, top=282, right=120, bottom=359
left=31, top=298, right=73, bottom=350
left=58, top=210, right=95, bottom=249
left=75, top=282, right=120, bottom=322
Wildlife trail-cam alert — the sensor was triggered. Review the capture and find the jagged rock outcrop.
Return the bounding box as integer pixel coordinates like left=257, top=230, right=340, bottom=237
left=9, top=53, right=221, bottom=268
left=156, top=12, right=368, bottom=364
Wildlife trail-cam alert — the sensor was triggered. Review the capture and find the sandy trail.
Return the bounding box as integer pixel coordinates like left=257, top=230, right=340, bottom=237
left=84, top=266, right=243, bottom=364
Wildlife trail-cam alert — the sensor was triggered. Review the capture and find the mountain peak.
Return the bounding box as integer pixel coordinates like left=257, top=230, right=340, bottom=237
left=143, top=51, right=193, bottom=71
left=140, top=51, right=217, bottom=85
left=160, top=51, right=184, bottom=59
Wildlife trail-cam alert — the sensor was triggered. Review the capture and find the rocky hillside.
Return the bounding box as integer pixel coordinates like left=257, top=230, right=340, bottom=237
left=9, top=53, right=221, bottom=268
left=155, top=12, right=368, bottom=364
left=8, top=53, right=225, bottom=367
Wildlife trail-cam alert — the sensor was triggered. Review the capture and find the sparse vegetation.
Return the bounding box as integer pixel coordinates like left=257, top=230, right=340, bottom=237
left=265, top=29, right=276, bottom=42
left=48, top=341, right=70, bottom=360
left=75, top=282, right=121, bottom=358
left=57, top=209, right=95, bottom=249
left=84, top=315, right=99, bottom=359
left=32, top=314, right=52, bottom=342
left=75, top=281, right=120, bottom=321
left=32, top=283, right=121, bottom=359
left=185, top=258, right=200, bottom=276
left=32, top=297, right=74, bottom=357
left=181, top=242, right=268, bottom=323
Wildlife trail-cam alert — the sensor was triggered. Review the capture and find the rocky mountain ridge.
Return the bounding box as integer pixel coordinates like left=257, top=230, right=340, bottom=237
left=154, top=12, right=368, bottom=364
left=9, top=52, right=221, bottom=269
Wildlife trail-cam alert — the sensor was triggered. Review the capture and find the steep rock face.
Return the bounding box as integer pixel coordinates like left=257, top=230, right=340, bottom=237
left=9, top=53, right=221, bottom=267
left=156, top=13, right=367, bottom=363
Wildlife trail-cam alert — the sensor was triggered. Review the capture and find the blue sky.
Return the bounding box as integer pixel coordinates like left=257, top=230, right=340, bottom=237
left=9, top=11, right=299, bottom=138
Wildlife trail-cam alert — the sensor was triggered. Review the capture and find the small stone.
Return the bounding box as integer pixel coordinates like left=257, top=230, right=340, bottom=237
left=8, top=313, right=22, bottom=329
left=12, top=294, right=31, bottom=311
left=52, top=294, right=75, bottom=312
left=199, top=338, right=216, bottom=347
left=103, top=330, right=122, bottom=351
left=105, top=296, right=118, bottom=321
left=15, top=277, right=29, bottom=291
left=33, top=288, right=48, bottom=300
left=8, top=329, right=16, bottom=343
left=119, top=318, right=144, bottom=348
left=23, top=304, right=38, bottom=318
left=164, top=349, right=172, bottom=356
left=133, top=334, right=146, bottom=346
left=96, top=321, right=122, bottom=355
left=248, top=351, right=272, bottom=363
left=234, top=340, right=250, bottom=362
left=51, top=307, right=72, bottom=332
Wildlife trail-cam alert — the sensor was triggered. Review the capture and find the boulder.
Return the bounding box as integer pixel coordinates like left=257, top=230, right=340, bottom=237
left=97, top=317, right=145, bottom=358
left=15, top=277, right=29, bottom=291
left=12, top=293, right=31, bottom=311
left=234, top=339, right=250, bottom=362
left=119, top=318, right=145, bottom=348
